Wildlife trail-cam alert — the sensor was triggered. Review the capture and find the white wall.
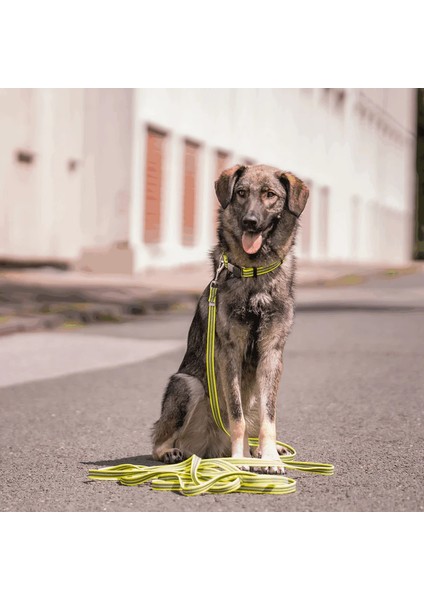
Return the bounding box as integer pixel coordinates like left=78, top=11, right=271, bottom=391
left=130, top=88, right=417, bottom=269
left=0, top=89, right=85, bottom=261
left=0, top=88, right=417, bottom=271
left=77, top=89, right=134, bottom=273
left=0, top=89, right=134, bottom=270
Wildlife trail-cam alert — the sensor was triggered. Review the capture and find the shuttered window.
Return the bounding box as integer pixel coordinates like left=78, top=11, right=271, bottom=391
left=144, top=128, right=165, bottom=244
left=182, top=141, right=199, bottom=246
left=318, top=186, right=330, bottom=258
left=214, top=151, right=229, bottom=239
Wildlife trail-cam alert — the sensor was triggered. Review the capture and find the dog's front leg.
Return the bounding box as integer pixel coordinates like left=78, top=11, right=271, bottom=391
left=255, top=340, right=285, bottom=474
left=217, top=347, right=249, bottom=460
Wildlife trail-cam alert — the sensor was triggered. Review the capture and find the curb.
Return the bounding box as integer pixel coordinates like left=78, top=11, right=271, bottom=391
left=0, top=290, right=200, bottom=336
left=1, top=262, right=423, bottom=336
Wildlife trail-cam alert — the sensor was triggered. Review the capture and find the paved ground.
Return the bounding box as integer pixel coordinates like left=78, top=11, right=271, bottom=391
left=1, top=273, right=423, bottom=511
left=2, top=260, right=423, bottom=336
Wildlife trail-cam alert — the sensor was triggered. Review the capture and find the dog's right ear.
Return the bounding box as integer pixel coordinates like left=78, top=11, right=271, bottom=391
left=214, top=164, right=246, bottom=209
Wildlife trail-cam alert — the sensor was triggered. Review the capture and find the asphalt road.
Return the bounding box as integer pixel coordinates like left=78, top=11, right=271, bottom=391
left=1, top=273, right=423, bottom=511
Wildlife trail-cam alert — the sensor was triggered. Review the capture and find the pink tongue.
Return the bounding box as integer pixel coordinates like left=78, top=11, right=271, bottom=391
left=242, top=232, right=263, bottom=254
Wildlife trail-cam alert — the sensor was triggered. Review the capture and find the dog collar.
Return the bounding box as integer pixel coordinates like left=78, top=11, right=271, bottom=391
left=222, top=252, right=283, bottom=278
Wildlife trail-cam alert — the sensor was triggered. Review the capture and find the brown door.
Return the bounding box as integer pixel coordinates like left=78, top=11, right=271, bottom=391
left=144, top=128, right=165, bottom=244
left=182, top=141, right=200, bottom=246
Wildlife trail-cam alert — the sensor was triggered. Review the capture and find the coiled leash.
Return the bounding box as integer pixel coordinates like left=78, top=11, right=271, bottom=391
left=89, top=254, right=334, bottom=495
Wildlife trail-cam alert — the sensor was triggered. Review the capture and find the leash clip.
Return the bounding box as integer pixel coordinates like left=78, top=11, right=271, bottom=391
left=211, top=256, right=225, bottom=287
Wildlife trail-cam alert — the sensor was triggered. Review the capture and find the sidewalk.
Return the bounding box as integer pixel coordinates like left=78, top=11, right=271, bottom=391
left=1, top=260, right=423, bottom=336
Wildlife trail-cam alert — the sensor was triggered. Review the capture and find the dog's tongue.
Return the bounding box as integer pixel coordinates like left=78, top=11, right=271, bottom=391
left=242, top=232, right=263, bottom=255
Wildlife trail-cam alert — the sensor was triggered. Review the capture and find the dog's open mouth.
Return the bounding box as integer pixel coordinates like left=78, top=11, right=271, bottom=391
left=242, top=231, right=263, bottom=254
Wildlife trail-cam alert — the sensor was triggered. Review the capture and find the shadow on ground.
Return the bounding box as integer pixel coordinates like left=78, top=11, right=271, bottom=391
left=82, top=454, right=160, bottom=468
left=297, top=304, right=424, bottom=312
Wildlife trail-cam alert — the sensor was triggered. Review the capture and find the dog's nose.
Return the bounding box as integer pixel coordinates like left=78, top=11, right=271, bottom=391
left=242, top=214, right=259, bottom=230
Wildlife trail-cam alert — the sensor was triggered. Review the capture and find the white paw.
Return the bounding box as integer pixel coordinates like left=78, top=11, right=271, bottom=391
left=250, top=463, right=285, bottom=475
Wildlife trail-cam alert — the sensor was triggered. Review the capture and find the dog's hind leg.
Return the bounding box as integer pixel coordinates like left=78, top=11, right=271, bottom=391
left=151, top=373, right=204, bottom=464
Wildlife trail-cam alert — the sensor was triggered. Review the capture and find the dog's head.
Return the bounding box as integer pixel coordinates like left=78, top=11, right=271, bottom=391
left=215, top=164, right=309, bottom=257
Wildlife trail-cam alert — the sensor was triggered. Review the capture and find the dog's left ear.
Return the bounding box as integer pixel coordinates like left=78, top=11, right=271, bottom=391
left=215, top=164, right=246, bottom=209
left=278, top=172, right=309, bottom=218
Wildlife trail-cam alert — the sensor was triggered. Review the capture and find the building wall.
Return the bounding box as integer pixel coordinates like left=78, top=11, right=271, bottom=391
left=0, top=88, right=417, bottom=271
left=131, top=88, right=417, bottom=269
left=77, top=89, right=134, bottom=273
left=0, top=89, right=85, bottom=261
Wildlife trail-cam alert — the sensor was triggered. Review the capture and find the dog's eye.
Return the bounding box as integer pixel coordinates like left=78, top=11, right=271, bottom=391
left=266, top=191, right=276, bottom=199
left=237, top=190, right=246, bottom=198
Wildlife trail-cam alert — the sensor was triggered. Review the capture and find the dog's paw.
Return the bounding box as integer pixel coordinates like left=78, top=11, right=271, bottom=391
left=277, top=445, right=290, bottom=457
left=249, top=452, right=286, bottom=475
left=236, top=464, right=251, bottom=472
left=252, top=446, right=290, bottom=460
left=250, top=447, right=261, bottom=459
left=250, top=464, right=285, bottom=475
left=163, top=448, right=184, bottom=464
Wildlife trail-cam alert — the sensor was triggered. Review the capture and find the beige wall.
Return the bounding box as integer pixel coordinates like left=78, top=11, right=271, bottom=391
left=78, top=89, right=134, bottom=272
left=131, top=88, right=417, bottom=267
left=0, top=88, right=417, bottom=272
left=0, top=89, right=85, bottom=260
left=0, top=88, right=133, bottom=269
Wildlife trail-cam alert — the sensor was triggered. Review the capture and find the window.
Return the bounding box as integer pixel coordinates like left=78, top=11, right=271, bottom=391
left=144, top=127, right=165, bottom=244
left=317, top=186, right=330, bottom=258
left=213, top=151, right=230, bottom=239
left=182, top=140, right=200, bottom=246
left=16, top=150, right=34, bottom=165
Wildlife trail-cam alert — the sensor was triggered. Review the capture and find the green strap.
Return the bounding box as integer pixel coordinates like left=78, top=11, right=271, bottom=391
left=89, top=455, right=298, bottom=496
left=222, top=253, right=283, bottom=277
left=206, top=284, right=230, bottom=435
left=88, top=261, right=334, bottom=495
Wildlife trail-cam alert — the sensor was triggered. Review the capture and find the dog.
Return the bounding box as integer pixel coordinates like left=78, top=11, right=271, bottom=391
left=151, top=164, right=309, bottom=474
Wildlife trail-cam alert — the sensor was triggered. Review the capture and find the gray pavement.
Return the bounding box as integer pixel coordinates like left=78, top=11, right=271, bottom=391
left=1, top=273, right=423, bottom=511
left=1, top=260, right=423, bottom=337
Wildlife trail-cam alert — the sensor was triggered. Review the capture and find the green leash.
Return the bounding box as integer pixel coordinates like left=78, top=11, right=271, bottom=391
left=89, top=255, right=334, bottom=495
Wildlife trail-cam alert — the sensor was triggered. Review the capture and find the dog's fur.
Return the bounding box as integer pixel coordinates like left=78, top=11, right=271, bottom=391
left=151, top=164, right=309, bottom=474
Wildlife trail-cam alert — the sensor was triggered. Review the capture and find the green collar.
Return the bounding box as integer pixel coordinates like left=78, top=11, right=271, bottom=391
left=222, top=252, right=283, bottom=278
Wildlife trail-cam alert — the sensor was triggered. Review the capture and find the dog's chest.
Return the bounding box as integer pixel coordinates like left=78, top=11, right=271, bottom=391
left=229, top=290, right=273, bottom=322
left=247, top=291, right=273, bottom=313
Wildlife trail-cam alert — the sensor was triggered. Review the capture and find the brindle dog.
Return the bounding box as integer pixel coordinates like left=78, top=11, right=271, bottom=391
left=151, top=164, right=309, bottom=474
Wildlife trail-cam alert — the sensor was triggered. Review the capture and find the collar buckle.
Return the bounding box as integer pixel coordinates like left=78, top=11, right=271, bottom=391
left=227, top=262, right=242, bottom=278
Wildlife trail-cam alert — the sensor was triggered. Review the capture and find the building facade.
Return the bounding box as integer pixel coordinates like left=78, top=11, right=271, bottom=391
left=0, top=88, right=417, bottom=273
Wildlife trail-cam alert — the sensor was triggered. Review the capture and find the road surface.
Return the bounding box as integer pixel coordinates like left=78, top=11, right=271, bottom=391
left=1, top=273, right=423, bottom=511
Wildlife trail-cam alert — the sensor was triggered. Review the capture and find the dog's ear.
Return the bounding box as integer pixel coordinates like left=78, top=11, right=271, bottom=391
left=215, top=164, right=246, bottom=209
left=278, top=172, right=309, bottom=218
